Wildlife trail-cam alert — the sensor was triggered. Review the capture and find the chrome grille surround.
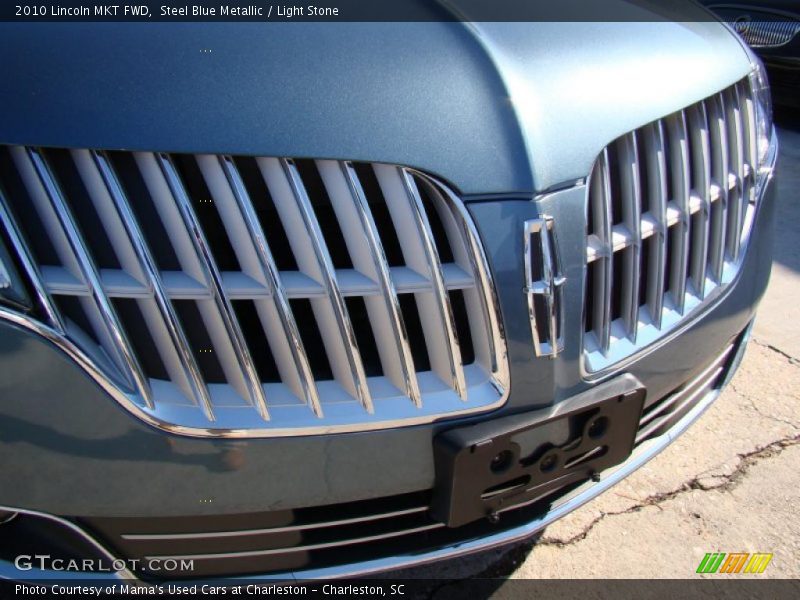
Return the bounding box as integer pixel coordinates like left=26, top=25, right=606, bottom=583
left=583, top=77, right=769, bottom=375
left=0, top=150, right=508, bottom=436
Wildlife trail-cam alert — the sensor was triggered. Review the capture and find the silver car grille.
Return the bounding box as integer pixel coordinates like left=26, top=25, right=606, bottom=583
left=0, top=149, right=508, bottom=435
left=584, top=77, right=761, bottom=373
left=732, top=19, right=799, bottom=48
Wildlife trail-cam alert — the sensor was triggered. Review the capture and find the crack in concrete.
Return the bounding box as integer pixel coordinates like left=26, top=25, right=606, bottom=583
left=752, top=338, right=800, bottom=366
left=537, top=433, right=800, bottom=548
left=743, top=391, right=800, bottom=430
left=725, top=381, right=800, bottom=430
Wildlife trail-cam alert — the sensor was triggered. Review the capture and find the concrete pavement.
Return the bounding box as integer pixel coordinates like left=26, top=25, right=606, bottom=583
left=753, top=115, right=800, bottom=361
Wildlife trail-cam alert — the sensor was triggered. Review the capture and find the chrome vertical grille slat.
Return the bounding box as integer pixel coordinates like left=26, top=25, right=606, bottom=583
left=617, top=133, right=642, bottom=342
left=279, top=158, right=374, bottom=414
left=324, top=160, right=422, bottom=408
left=686, top=108, right=711, bottom=300
left=708, top=93, right=731, bottom=280
left=88, top=151, right=215, bottom=420
left=584, top=77, right=762, bottom=374
left=666, top=111, right=692, bottom=309
left=641, top=121, right=668, bottom=329
left=724, top=86, right=746, bottom=262
left=739, top=81, right=759, bottom=182
left=0, top=143, right=511, bottom=435
left=420, top=176, right=503, bottom=378
left=154, top=153, right=272, bottom=422
left=0, top=187, right=64, bottom=333
left=587, top=148, right=614, bottom=355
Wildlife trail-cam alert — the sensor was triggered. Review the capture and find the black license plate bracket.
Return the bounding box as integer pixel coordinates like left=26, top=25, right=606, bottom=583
left=431, top=374, right=645, bottom=527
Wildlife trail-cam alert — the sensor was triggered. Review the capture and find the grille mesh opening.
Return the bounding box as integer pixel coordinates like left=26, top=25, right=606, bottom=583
left=584, top=262, right=596, bottom=335
left=0, top=147, right=61, bottom=266
left=172, top=300, right=227, bottom=384
left=449, top=290, right=475, bottom=366
left=294, top=159, right=353, bottom=270
left=172, top=154, right=241, bottom=272
left=290, top=299, right=334, bottom=382
left=663, top=127, right=675, bottom=207
left=399, top=293, right=431, bottom=373
left=232, top=300, right=282, bottom=384
left=344, top=297, right=383, bottom=377
left=53, top=295, right=99, bottom=345
left=665, top=227, right=678, bottom=297
left=107, top=152, right=182, bottom=272
left=43, top=149, right=122, bottom=270
left=607, top=143, right=624, bottom=226
left=610, top=251, right=625, bottom=323
left=352, top=163, right=405, bottom=267
left=111, top=298, right=169, bottom=380
left=414, top=175, right=454, bottom=263
left=233, top=156, right=298, bottom=271
left=639, top=240, right=650, bottom=310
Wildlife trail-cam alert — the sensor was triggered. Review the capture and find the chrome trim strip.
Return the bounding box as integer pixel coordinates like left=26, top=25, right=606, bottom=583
left=637, top=342, right=734, bottom=432
left=146, top=523, right=446, bottom=561
left=342, top=162, right=421, bottom=408
left=23, top=148, right=153, bottom=406
left=157, top=154, right=271, bottom=422
left=643, top=121, right=668, bottom=328
left=400, top=170, right=467, bottom=400
left=221, top=156, right=323, bottom=418
left=92, top=151, right=215, bottom=421
left=281, top=158, right=373, bottom=414
left=0, top=187, right=64, bottom=332
left=121, top=506, right=429, bottom=541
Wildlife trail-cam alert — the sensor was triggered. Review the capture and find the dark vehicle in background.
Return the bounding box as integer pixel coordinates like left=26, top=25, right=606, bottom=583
left=703, top=1, right=800, bottom=108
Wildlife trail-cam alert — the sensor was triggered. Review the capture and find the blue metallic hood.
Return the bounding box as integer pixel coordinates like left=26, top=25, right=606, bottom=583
left=0, top=5, right=749, bottom=195
left=468, top=19, right=752, bottom=192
